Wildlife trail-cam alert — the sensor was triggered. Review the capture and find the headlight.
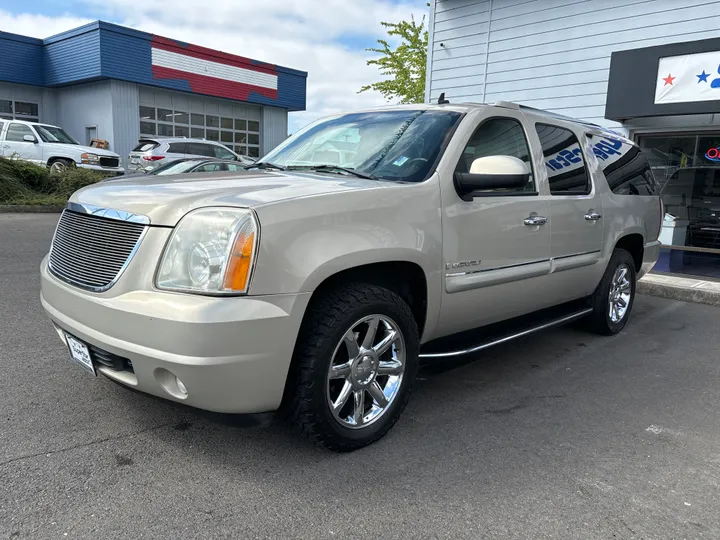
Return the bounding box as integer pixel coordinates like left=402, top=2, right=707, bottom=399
left=156, top=208, right=259, bottom=295
left=81, top=153, right=100, bottom=164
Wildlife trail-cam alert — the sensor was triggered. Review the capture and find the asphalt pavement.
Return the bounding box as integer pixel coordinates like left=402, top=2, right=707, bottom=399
left=1, top=213, right=719, bottom=540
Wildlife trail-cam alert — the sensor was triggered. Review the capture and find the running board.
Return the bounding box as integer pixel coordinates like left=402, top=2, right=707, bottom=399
left=419, top=308, right=593, bottom=359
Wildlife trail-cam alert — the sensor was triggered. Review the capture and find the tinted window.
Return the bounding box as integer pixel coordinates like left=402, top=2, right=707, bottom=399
left=588, top=134, right=657, bottom=195
left=213, top=145, right=235, bottom=160
left=226, top=163, right=245, bottom=171
left=536, top=123, right=590, bottom=194
left=187, top=143, right=215, bottom=157
left=6, top=123, right=35, bottom=142
left=455, top=117, right=535, bottom=193
left=0, top=122, right=4, bottom=134
left=167, top=142, right=188, bottom=154
left=133, top=141, right=159, bottom=152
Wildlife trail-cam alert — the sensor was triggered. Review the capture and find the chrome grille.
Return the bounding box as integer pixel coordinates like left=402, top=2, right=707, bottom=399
left=49, top=210, right=147, bottom=291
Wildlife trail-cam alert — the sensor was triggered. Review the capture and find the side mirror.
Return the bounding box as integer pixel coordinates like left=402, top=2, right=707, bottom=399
left=455, top=155, right=530, bottom=200
left=23, top=134, right=38, bottom=143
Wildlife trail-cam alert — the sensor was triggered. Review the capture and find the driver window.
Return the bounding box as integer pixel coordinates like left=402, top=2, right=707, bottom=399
left=456, top=117, right=535, bottom=193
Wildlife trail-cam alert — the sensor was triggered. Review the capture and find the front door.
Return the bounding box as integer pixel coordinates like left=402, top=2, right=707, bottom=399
left=3, top=122, right=42, bottom=164
left=437, top=113, right=554, bottom=337
left=534, top=123, right=604, bottom=301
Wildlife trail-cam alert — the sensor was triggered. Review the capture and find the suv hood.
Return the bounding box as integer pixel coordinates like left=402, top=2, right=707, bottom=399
left=50, top=143, right=120, bottom=158
left=71, top=170, right=392, bottom=226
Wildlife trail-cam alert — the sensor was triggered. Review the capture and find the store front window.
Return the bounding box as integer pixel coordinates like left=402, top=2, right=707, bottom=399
left=638, top=133, right=720, bottom=278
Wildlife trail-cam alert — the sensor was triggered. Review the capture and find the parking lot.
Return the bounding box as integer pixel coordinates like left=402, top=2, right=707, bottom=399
left=1, top=213, right=719, bottom=539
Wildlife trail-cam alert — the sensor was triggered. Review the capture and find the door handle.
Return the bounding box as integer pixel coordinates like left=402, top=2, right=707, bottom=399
left=584, top=210, right=602, bottom=221
left=524, top=215, right=547, bottom=226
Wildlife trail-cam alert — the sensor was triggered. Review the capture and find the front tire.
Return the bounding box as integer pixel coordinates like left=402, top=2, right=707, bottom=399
left=587, top=248, right=636, bottom=335
left=285, top=283, right=419, bottom=452
left=49, top=159, right=73, bottom=176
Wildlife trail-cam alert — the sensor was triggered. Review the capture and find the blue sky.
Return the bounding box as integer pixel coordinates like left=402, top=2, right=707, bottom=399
left=0, top=0, right=429, bottom=133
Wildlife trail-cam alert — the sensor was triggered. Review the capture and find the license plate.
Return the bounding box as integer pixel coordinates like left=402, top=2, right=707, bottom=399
left=65, top=334, right=96, bottom=376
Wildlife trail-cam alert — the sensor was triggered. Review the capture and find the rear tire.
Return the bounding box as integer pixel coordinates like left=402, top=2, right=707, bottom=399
left=586, top=248, right=636, bottom=335
left=284, top=283, right=419, bottom=452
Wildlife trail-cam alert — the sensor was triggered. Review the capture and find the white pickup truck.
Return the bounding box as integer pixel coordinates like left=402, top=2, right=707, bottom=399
left=0, top=119, right=124, bottom=175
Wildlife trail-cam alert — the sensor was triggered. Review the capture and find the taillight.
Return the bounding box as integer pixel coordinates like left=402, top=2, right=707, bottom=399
left=142, top=155, right=165, bottom=161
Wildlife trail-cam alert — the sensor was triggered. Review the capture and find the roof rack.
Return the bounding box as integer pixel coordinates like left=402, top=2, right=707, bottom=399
left=493, top=101, right=602, bottom=128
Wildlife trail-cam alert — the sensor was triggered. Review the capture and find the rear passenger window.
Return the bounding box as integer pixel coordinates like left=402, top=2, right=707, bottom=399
left=167, top=142, right=188, bottom=154
left=535, top=123, right=590, bottom=195
left=587, top=134, right=658, bottom=195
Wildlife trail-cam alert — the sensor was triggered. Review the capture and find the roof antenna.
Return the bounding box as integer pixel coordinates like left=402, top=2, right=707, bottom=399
left=437, top=92, right=449, bottom=105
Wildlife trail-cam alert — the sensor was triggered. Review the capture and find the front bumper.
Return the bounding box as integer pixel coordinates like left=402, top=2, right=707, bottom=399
left=78, top=163, right=125, bottom=176
left=40, top=257, right=311, bottom=413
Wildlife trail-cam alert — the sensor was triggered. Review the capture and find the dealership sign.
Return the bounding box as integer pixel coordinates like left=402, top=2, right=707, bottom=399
left=655, top=51, right=720, bottom=104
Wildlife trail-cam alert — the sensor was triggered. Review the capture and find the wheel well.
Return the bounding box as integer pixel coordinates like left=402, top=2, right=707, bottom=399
left=47, top=157, right=74, bottom=167
left=308, top=261, right=428, bottom=337
left=615, top=234, right=643, bottom=272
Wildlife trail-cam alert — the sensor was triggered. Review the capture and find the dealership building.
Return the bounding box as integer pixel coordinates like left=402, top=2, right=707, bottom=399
left=426, top=0, right=720, bottom=278
left=0, top=21, right=307, bottom=166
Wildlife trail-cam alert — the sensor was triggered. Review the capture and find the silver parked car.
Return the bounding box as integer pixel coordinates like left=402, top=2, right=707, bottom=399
left=128, top=137, right=256, bottom=173
left=40, top=102, right=662, bottom=451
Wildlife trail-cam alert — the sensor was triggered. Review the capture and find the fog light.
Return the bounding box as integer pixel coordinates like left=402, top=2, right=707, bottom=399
left=176, top=378, right=187, bottom=396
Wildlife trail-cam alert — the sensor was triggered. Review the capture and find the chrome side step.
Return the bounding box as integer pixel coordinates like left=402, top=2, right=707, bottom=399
left=418, top=308, right=593, bottom=359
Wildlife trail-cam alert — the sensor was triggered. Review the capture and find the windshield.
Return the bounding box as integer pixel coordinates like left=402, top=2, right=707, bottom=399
left=150, top=160, right=206, bottom=176
left=259, top=109, right=462, bottom=182
left=35, top=125, right=79, bottom=145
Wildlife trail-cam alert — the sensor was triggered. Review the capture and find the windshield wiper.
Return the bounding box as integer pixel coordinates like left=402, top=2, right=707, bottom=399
left=248, top=161, right=286, bottom=171
left=290, top=165, right=377, bottom=180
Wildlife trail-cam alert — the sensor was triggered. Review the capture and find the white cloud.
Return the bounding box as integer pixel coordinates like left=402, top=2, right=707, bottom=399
left=1, top=1, right=429, bottom=134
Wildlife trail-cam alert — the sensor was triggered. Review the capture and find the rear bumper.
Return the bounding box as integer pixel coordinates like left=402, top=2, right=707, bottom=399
left=40, top=257, right=311, bottom=413
left=639, top=240, right=661, bottom=279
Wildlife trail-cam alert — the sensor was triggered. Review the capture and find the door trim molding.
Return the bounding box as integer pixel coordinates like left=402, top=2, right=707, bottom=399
left=445, top=250, right=603, bottom=293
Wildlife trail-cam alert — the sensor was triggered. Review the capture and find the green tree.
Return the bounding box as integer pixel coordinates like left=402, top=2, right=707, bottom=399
left=359, top=15, right=428, bottom=104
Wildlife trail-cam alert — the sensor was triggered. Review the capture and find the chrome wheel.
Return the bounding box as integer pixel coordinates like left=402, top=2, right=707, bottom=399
left=326, top=314, right=405, bottom=429
left=50, top=161, right=68, bottom=175
left=609, top=263, right=632, bottom=323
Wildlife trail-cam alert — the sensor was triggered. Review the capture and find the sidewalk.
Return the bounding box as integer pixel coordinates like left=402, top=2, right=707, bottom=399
left=638, top=273, right=720, bottom=306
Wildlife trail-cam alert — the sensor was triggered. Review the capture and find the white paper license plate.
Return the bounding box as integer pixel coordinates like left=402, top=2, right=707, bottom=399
left=65, top=334, right=96, bottom=375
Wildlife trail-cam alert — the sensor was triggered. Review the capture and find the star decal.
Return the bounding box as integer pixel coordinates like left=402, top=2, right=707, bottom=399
left=663, top=73, right=676, bottom=86
left=698, top=70, right=710, bottom=83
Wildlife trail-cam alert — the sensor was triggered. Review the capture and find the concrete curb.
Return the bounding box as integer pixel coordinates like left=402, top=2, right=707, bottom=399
left=638, top=273, right=720, bottom=307
left=0, top=205, right=64, bottom=213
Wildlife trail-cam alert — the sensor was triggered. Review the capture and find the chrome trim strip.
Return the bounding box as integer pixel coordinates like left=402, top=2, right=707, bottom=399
left=48, top=210, right=149, bottom=293
left=446, top=258, right=550, bottom=278
left=446, top=260, right=551, bottom=293
left=66, top=202, right=151, bottom=225
left=552, top=250, right=602, bottom=261
left=419, top=309, right=593, bottom=359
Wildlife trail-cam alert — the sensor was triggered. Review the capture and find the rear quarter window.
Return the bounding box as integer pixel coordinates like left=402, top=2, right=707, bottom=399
left=588, top=134, right=658, bottom=195
left=133, top=141, right=159, bottom=152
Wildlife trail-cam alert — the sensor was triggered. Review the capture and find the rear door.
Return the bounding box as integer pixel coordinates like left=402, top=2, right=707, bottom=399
left=166, top=142, right=188, bottom=161
left=534, top=122, right=604, bottom=301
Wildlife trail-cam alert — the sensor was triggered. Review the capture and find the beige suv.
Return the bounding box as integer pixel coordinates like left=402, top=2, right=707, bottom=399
left=40, top=102, right=662, bottom=451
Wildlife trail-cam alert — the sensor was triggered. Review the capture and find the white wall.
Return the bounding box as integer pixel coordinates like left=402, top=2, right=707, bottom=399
left=427, top=0, right=720, bottom=128
left=55, top=81, right=114, bottom=148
